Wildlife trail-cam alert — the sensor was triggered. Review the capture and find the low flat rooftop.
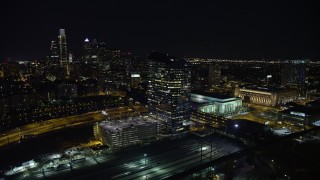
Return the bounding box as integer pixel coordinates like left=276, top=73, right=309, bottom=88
left=280, top=105, right=319, bottom=115
left=99, top=116, right=160, bottom=133
left=191, top=91, right=233, bottom=100
left=239, top=85, right=295, bottom=93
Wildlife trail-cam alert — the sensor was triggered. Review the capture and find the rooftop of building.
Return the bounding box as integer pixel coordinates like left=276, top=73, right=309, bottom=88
left=280, top=104, right=319, bottom=115
left=191, top=91, right=234, bottom=100
left=99, top=116, right=160, bottom=133
left=148, top=52, right=187, bottom=68
left=307, top=99, right=320, bottom=107
left=239, top=85, right=296, bottom=93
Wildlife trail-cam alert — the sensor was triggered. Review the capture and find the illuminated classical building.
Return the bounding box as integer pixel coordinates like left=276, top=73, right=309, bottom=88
left=234, top=86, right=298, bottom=106
left=147, top=52, right=191, bottom=133
left=191, top=92, right=242, bottom=116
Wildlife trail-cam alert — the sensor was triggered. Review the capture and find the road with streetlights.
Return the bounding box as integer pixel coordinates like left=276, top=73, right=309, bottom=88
left=229, top=104, right=305, bottom=133
left=0, top=105, right=148, bottom=147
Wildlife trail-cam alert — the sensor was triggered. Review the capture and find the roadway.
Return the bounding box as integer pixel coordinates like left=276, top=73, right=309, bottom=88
left=0, top=105, right=148, bottom=147
left=229, top=103, right=305, bottom=133
left=230, top=104, right=278, bottom=124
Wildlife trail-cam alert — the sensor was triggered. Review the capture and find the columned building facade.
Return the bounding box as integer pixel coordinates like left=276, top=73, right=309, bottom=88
left=235, top=87, right=298, bottom=106
left=191, top=93, right=242, bottom=116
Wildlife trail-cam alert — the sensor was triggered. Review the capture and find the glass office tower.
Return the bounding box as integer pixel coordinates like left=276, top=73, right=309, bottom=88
left=147, top=52, right=191, bottom=134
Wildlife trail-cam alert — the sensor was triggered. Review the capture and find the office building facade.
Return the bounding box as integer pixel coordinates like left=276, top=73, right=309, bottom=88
left=147, top=52, right=191, bottom=134
left=58, top=29, right=68, bottom=71
left=281, top=60, right=306, bottom=89
left=49, top=40, right=59, bottom=66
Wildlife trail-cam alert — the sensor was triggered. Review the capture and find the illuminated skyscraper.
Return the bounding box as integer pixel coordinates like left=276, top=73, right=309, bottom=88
left=97, top=40, right=109, bottom=71
left=83, top=38, right=92, bottom=62
left=83, top=38, right=100, bottom=64
left=58, top=29, right=69, bottom=75
left=147, top=52, right=191, bottom=134
left=49, top=40, right=59, bottom=66
left=68, top=52, right=73, bottom=63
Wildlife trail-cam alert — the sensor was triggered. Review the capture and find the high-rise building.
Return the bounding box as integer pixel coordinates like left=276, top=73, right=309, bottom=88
left=147, top=52, right=191, bottom=134
left=109, top=49, right=126, bottom=85
left=58, top=29, right=69, bottom=75
left=83, top=38, right=93, bottom=62
left=68, top=52, right=73, bottom=63
left=130, top=56, right=148, bottom=81
left=83, top=38, right=99, bottom=64
left=57, top=82, right=77, bottom=99
left=97, top=40, right=110, bottom=72
left=49, top=40, right=59, bottom=66
left=281, top=60, right=306, bottom=88
left=208, top=64, right=221, bottom=86
left=131, top=72, right=141, bottom=88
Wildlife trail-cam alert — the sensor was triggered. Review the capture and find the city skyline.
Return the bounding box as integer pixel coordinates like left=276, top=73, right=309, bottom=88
left=1, top=0, right=319, bottom=60
left=2, top=1, right=320, bottom=179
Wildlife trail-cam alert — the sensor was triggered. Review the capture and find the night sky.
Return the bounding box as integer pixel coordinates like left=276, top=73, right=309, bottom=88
left=1, top=0, right=319, bottom=60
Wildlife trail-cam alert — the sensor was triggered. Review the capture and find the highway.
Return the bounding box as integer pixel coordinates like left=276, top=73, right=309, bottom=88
left=0, top=105, right=148, bottom=147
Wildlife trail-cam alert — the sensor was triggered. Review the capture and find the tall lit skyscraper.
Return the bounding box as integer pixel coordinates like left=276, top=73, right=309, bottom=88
left=82, top=38, right=100, bottom=64
left=68, top=52, right=73, bottom=63
left=97, top=40, right=109, bottom=70
left=49, top=40, right=59, bottom=66
left=58, top=29, right=69, bottom=75
left=83, top=38, right=92, bottom=62
left=147, top=52, right=191, bottom=134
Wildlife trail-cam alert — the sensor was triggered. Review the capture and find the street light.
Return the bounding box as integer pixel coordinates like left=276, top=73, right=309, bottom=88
left=234, top=124, right=239, bottom=128
left=144, top=154, right=147, bottom=166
